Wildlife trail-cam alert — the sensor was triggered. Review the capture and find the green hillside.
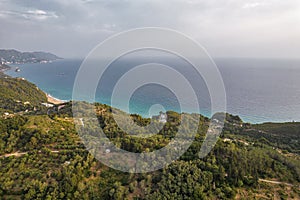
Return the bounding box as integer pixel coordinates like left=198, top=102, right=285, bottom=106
left=0, top=74, right=47, bottom=114
left=0, top=78, right=299, bottom=199
left=228, top=122, right=300, bottom=154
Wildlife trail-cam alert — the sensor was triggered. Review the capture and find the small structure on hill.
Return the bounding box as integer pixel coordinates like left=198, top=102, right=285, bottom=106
left=41, top=103, right=54, bottom=108
left=159, top=112, right=167, bottom=123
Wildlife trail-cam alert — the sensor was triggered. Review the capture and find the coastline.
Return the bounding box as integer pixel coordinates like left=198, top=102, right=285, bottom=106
left=1, top=60, right=299, bottom=124
left=0, top=69, right=298, bottom=124
left=0, top=64, right=11, bottom=73
left=46, top=93, right=66, bottom=105
left=0, top=64, right=66, bottom=105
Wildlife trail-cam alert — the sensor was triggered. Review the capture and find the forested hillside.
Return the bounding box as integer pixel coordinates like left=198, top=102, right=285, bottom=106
left=0, top=76, right=299, bottom=199
left=0, top=75, right=47, bottom=114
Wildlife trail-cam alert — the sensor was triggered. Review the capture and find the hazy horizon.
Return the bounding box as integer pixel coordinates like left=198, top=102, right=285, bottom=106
left=0, top=0, right=300, bottom=59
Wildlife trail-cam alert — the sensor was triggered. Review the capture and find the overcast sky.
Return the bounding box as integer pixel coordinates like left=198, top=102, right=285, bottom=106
left=0, top=0, right=299, bottom=58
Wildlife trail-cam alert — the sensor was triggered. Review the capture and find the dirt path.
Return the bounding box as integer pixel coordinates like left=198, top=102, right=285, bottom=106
left=259, top=178, right=294, bottom=187
left=0, top=152, right=27, bottom=158
left=0, top=150, right=61, bottom=158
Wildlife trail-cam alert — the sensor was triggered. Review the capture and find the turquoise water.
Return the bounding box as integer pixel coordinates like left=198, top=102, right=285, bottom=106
left=5, top=57, right=300, bottom=123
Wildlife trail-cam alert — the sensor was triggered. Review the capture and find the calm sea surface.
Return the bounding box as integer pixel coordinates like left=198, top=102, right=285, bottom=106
left=5, top=57, right=300, bottom=124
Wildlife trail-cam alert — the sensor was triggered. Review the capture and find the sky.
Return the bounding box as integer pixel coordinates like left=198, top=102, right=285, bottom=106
left=0, top=0, right=300, bottom=58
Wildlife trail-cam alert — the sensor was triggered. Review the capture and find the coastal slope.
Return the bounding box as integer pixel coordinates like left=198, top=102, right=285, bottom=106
left=0, top=75, right=299, bottom=199
left=0, top=74, right=47, bottom=114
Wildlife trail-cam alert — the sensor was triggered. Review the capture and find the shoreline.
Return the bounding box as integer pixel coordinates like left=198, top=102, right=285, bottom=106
left=46, top=93, right=67, bottom=105
left=0, top=64, right=65, bottom=105
left=1, top=63, right=298, bottom=124
left=0, top=64, right=11, bottom=73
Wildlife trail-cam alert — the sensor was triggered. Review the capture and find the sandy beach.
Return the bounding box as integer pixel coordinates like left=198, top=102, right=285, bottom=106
left=47, top=94, right=66, bottom=105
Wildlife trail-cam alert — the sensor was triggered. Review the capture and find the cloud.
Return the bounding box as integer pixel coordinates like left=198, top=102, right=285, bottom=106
left=25, top=9, right=58, bottom=20
left=0, top=9, right=58, bottom=21
left=242, top=2, right=266, bottom=9
left=0, top=0, right=299, bottom=58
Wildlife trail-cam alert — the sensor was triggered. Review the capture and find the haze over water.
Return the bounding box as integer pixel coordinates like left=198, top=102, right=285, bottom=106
left=5, top=57, right=300, bottom=124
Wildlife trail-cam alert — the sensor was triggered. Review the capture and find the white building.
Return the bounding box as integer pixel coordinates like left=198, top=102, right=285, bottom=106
left=159, top=112, right=167, bottom=123
left=41, top=103, right=54, bottom=108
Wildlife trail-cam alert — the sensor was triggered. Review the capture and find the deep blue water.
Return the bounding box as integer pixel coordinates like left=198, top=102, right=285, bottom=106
left=5, top=57, right=300, bottom=124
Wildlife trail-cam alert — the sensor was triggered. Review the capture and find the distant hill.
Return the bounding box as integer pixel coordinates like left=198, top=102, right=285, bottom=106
left=0, top=49, right=61, bottom=64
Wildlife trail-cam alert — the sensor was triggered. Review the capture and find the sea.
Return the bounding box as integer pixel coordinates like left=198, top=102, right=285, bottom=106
left=4, top=56, right=300, bottom=124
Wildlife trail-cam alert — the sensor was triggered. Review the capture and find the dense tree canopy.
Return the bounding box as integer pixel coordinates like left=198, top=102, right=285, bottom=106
left=0, top=75, right=299, bottom=199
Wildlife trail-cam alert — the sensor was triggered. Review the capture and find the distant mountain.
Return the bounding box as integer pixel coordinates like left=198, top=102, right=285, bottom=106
left=0, top=49, right=62, bottom=64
